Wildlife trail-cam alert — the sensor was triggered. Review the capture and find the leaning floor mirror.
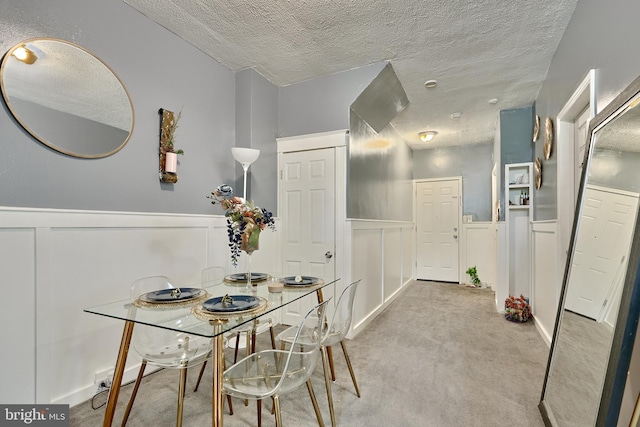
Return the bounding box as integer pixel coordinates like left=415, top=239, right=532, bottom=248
left=540, top=75, right=640, bottom=426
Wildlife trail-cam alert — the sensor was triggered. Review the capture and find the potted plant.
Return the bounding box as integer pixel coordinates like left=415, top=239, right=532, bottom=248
left=465, top=266, right=482, bottom=287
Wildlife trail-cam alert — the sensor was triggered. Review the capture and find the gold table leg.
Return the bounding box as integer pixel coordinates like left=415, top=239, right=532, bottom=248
left=211, top=320, right=226, bottom=427
left=103, top=320, right=135, bottom=427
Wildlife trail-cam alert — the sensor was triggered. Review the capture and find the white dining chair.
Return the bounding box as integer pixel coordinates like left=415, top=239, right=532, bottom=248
left=276, top=279, right=362, bottom=426
left=223, top=299, right=331, bottom=427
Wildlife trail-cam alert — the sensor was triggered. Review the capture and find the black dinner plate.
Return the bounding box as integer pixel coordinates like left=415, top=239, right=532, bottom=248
left=203, top=295, right=261, bottom=312
left=282, top=276, right=319, bottom=286
left=226, top=273, right=269, bottom=282
left=142, top=288, right=204, bottom=302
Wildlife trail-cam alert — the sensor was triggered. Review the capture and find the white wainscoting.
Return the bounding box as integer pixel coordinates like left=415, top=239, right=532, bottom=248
left=347, top=220, right=414, bottom=338
left=531, top=220, right=561, bottom=346
left=0, top=207, right=278, bottom=407
left=460, top=222, right=496, bottom=289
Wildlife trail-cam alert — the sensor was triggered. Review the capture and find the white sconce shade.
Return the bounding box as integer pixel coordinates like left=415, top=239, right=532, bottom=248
left=232, top=147, right=260, bottom=199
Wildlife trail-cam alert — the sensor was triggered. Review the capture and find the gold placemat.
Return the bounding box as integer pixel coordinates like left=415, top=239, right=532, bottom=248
left=224, top=274, right=270, bottom=284
left=133, top=290, right=209, bottom=309
left=282, top=278, right=325, bottom=290
left=191, top=296, right=270, bottom=321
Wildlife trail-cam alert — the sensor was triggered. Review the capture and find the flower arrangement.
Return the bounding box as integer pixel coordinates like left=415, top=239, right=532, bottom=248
left=207, top=184, right=276, bottom=266
left=162, top=109, right=184, bottom=155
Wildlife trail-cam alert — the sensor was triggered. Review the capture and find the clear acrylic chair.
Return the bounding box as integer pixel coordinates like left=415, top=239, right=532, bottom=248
left=276, top=279, right=362, bottom=427
left=194, top=267, right=277, bottom=393
left=223, top=300, right=331, bottom=427
left=122, top=275, right=213, bottom=426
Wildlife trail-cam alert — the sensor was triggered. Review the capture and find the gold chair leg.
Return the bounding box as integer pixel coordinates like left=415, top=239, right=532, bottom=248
left=321, top=346, right=335, bottom=427
left=269, top=325, right=276, bottom=349
left=244, top=332, right=251, bottom=406
left=340, top=340, right=361, bottom=398
left=193, top=360, right=208, bottom=392
left=257, top=399, right=262, bottom=427
left=176, top=367, right=187, bottom=427
left=326, top=345, right=336, bottom=381
left=122, top=361, right=147, bottom=426
left=306, top=379, right=325, bottom=427
left=227, top=395, right=234, bottom=415
left=234, top=332, right=241, bottom=362
left=273, top=394, right=283, bottom=427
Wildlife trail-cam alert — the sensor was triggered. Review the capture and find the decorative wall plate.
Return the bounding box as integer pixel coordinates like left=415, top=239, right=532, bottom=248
left=544, top=117, right=554, bottom=160
left=533, top=114, right=540, bottom=142
left=535, top=157, right=543, bottom=190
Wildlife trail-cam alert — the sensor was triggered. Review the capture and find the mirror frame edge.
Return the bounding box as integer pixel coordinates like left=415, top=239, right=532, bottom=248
left=539, top=73, right=640, bottom=426
left=0, top=37, right=135, bottom=159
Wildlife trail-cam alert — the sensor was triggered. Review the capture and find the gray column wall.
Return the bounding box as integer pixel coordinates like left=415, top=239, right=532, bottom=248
left=499, top=106, right=534, bottom=221
left=235, top=69, right=278, bottom=214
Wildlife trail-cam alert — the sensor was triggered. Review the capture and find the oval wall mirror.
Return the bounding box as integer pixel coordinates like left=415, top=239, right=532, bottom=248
left=0, top=38, right=134, bottom=158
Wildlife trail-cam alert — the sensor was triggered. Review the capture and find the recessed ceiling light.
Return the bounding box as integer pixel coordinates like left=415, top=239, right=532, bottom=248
left=418, top=131, right=438, bottom=142
left=450, top=112, right=462, bottom=120
left=488, top=98, right=499, bottom=104
left=424, top=80, right=437, bottom=89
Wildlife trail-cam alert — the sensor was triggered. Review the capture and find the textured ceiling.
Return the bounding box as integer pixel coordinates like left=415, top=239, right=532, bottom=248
left=124, top=0, right=579, bottom=150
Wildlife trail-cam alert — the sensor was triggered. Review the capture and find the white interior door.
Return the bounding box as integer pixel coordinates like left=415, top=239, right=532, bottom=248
left=279, top=148, right=335, bottom=325
left=565, top=185, right=639, bottom=319
left=416, top=178, right=461, bottom=282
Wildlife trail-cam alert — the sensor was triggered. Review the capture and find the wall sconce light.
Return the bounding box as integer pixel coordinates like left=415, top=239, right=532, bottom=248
left=12, top=45, right=38, bottom=64
left=232, top=147, right=260, bottom=200
left=418, top=131, right=438, bottom=142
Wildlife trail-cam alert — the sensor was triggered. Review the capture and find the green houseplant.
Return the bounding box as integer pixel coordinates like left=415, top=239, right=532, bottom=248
left=465, top=266, right=481, bottom=287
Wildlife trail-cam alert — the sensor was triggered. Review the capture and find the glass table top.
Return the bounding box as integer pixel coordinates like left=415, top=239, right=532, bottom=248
left=84, top=274, right=337, bottom=338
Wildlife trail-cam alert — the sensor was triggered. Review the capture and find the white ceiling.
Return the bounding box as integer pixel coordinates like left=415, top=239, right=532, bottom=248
left=123, top=0, right=579, bottom=150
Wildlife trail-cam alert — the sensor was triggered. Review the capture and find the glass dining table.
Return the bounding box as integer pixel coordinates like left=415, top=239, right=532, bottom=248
left=84, top=273, right=338, bottom=427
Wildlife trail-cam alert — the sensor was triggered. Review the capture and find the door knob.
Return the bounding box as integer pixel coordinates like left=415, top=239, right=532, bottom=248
left=453, top=235, right=458, bottom=239
left=325, top=251, right=333, bottom=259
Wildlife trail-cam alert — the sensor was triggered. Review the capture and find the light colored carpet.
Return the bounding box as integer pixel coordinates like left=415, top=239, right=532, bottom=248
left=70, top=280, right=549, bottom=426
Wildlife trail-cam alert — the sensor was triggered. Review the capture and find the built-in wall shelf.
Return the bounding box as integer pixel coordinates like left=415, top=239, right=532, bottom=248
left=505, top=162, right=533, bottom=301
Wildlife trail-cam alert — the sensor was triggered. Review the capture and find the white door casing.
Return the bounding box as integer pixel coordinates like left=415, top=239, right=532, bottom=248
left=565, top=185, right=639, bottom=320
left=575, top=106, right=590, bottom=202
left=279, top=147, right=336, bottom=325
left=416, top=178, right=462, bottom=282
left=557, top=69, right=596, bottom=289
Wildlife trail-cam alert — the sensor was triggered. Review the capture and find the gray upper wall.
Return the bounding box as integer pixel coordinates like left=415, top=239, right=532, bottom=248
left=413, top=143, right=494, bottom=222
left=534, top=0, right=640, bottom=220
left=0, top=1, right=383, bottom=216
left=0, top=0, right=236, bottom=215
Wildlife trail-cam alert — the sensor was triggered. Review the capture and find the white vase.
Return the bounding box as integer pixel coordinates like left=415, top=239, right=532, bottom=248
left=165, top=152, right=178, bottom=173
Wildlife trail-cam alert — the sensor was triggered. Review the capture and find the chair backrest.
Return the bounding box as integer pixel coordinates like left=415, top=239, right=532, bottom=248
left=130, top=275, right=180, bottom=300
left=323, top=279, right=361, bottom=344
left=201, top=266, right=226, bottom=284
left=276, top=299, right=330, bottom=395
